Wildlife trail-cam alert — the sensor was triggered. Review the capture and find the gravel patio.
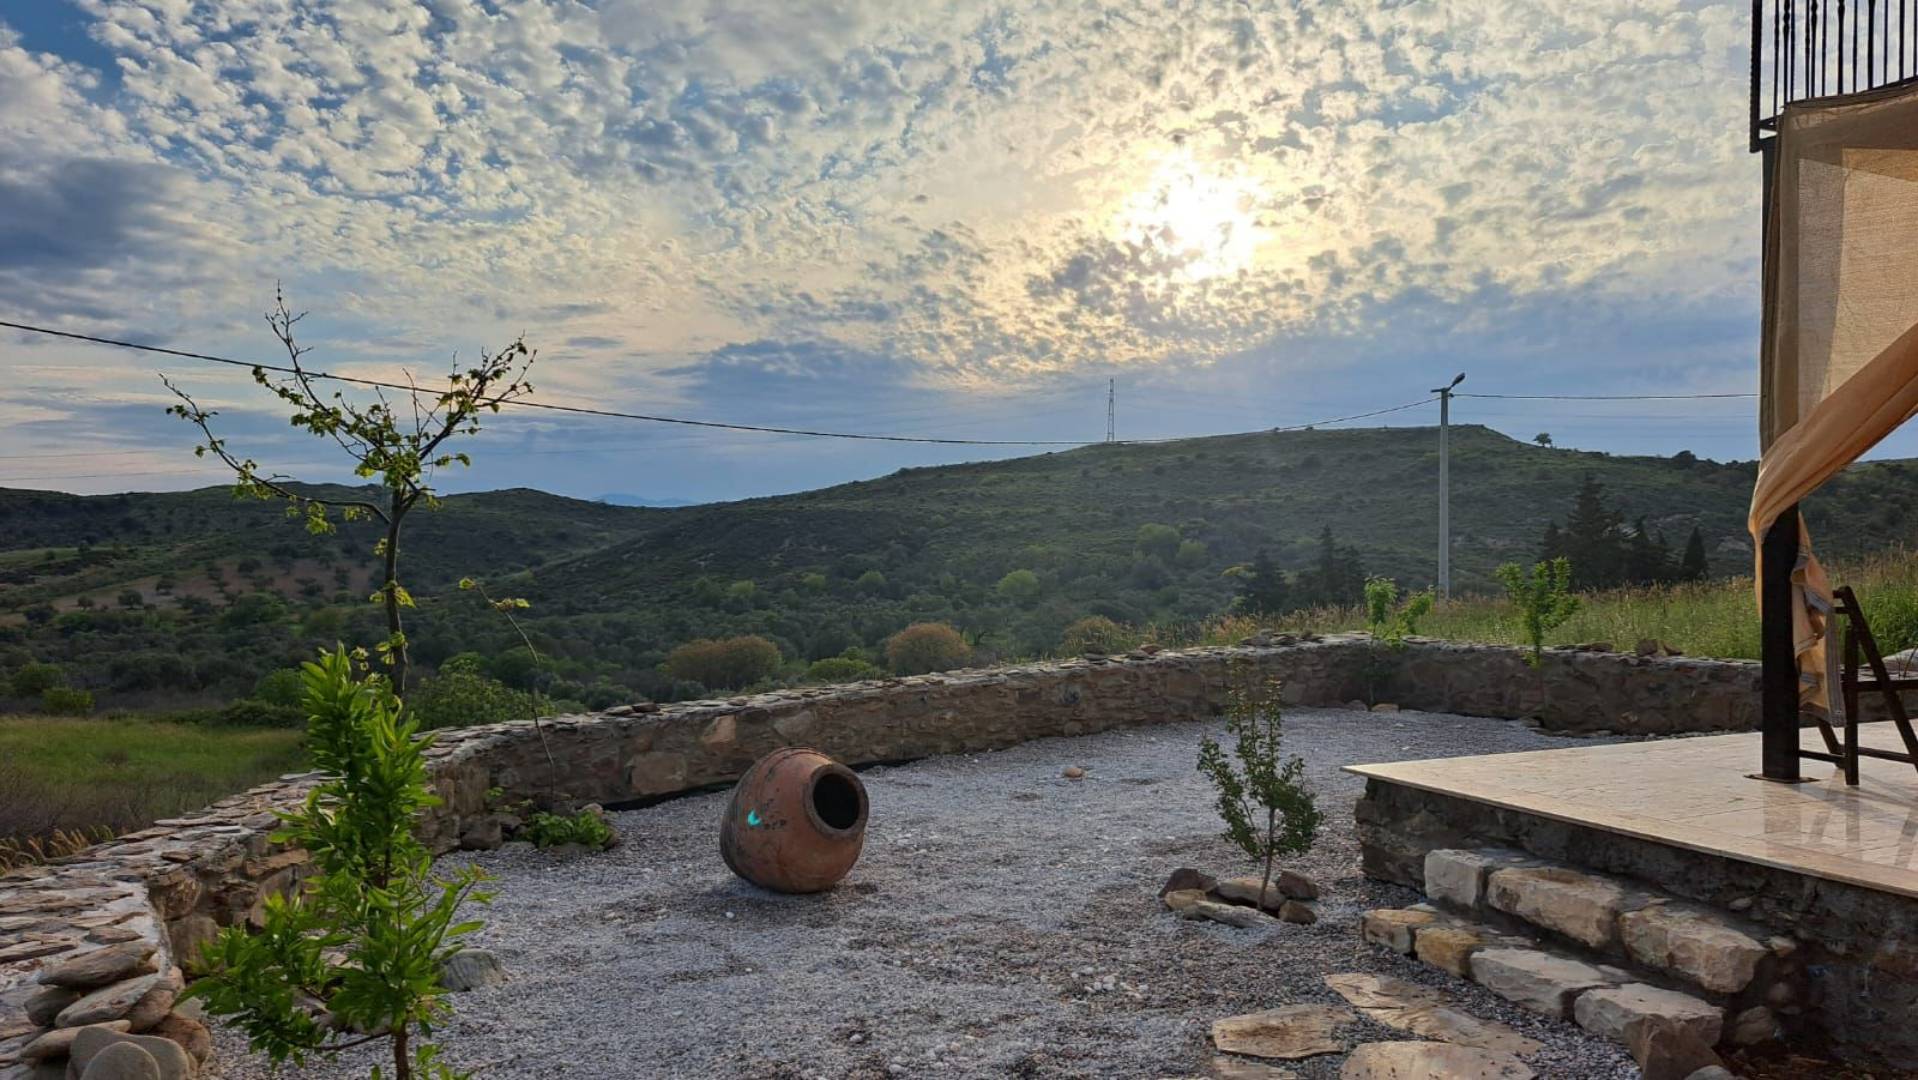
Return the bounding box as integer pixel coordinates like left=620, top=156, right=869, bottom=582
left=206, top=706, right=1641, bottom=1079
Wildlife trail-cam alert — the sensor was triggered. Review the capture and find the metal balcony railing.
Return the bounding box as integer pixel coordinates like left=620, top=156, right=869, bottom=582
left=1753, top=0, right=1918, bottom=149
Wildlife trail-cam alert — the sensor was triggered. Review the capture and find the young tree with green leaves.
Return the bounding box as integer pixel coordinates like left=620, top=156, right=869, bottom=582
left=185, top=647, right=489, bottom=1080
left=1496, top=557, right=1581, bottom=665
left=164, top=288, right=536, bottom=692
left=1196, top=672, right=1322, bottom=911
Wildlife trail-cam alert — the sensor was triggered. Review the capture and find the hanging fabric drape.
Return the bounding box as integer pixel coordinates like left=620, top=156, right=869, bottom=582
left=1752, top=82, right=1918, bottom=714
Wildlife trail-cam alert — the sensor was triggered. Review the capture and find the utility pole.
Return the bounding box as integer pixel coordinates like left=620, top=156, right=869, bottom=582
left=1431, top=372, right=1466, bottom=598
left=1106, top=379, right=1116, bottom=443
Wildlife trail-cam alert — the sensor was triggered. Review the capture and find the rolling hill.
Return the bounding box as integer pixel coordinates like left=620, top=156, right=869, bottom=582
left=3, top=424, right=1915, bottom=711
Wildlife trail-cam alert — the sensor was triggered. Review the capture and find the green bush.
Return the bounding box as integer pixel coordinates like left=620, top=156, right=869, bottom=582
left=210, top=698, right=307, bottom=728
left=252, top=668, right=306, bottom=708
left=805, top=656, right=884, bottom=683
left=1061, top=615, right=1131, bottom=655
left=523, top=809, right=615, bottom=850
left=885, top=622, right=971, bottom=675
left=405, top=669, right=534, bottom=731
left=660, top=635, right=783, bottom=691
left=995, top=569, right=1042, bottom=605
left=1135, top=523, right=1181, bottom=561
left=11, top=662, right=65, bottom=697
left=42, top=687, right=94, bottom=716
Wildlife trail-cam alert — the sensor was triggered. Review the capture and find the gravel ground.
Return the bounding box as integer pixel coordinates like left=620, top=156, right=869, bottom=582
left=207, top=707, right=1641, bottom=1079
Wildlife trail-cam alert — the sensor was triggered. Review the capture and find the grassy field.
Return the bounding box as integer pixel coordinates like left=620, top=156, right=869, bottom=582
left=0, top=716, right=305, bottom=866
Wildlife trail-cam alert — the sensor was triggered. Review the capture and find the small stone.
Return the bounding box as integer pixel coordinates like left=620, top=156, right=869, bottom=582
left=1160, top=868, right=1218, bottom=898
left=1469, top=947, right=1615, bottom=1018
left=1727, top=896, right=1753, bottom=913
left=1215, top=877, right=1286, bottom=912
left=1338, top=1041, right=1534, bottom=1079
left=1062, top=766, right=1086, bottom=780
left=1163, top=888, right=1208, bottom=913
left=1360, top=908, right=1436, bottom=954
left=1415, top=925, right=1494, bottom=978
left=23, top=985, right=79, bottom=1026
left=1618, top=904, right=1768, bottom=994
left=1725, top=1005, right=1779, bottom=1046
left=1574, top=983, right=1722, bottom=1047
left=17, top=1022, right=131, bottom=1062
left=1275, top=870, right=1319, bottom=900
left=77, top=1042, right=162, bottom=1080
left=55, top=974, right=163, bottom=1028
left=68, top=1027, right=192, bottom=1080
left=1325, top=973, right=1541, bottom=1057
left=1278, top=901, right=1316, bottom=925
left=1210, top=1056, right=1299, bottom=1079
left=1626, top=1016, right=1724, bottom=1080
left=38, top=943, right=158, bottom=991
left=1210, top=1003, right=1352, bottom=1060
left=1344, top=700, right=1369, bottom=711
left=1486, top=866, right=1625, bottom=950
left=440, top=949, right=507, bottom=991
left=1183, top=899, right=1276, bottom=929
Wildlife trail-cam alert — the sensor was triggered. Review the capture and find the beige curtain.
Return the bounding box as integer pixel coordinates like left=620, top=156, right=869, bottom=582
left=1752, top=83, right=1918, bottom=712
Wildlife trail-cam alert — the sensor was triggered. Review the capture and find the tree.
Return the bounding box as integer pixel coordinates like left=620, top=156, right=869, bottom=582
left=1061, top=615, right=1130, bottom=655
left=1196, top=671, right=1322, bottom=911
left=1559, top=474, right=1624, bottom=590
left=185, top=648, right=489, bottom=1080
left=1538, top=521, right=1565, bottom=562
left=661, top=636, right=783, bottom=690
left=166, top=288, right=536, bottom=692
left=1496, top=558, right=1581, bottom=665
left=1294, top=526, right=1365, bottom=609
left=1234, top=550, right=1291, bottom=616
left=1623, top=516, right=1671, bottom=586
left=884, top=622, right=971, bottom=675
left=117, top=589, right=144, bottom=610
left=1534, top=432, right=1553, bottom=448
left=995, top=569, right=1042, bottom=606
left=1680, top=526, right=1710, bottom=582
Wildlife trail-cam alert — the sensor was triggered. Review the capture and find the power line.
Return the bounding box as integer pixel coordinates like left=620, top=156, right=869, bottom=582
left=1457, top=391, right=1755, bottom=400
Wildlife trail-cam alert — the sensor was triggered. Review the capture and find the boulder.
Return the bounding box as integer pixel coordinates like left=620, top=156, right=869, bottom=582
left=38, top=944, right=158, bottom=991
left=1339, top=1041, right=1534, bottom=1079
left=1163, top=889, right=1208, bottom=914
left=1277, top=901, right=1316, bottom=926
left=17, top=1023, right=131, bottom=1063
left=55, top=974, right=163, bottom=1028
left=122, top=970, right=181, bottom=1034
left=1617, top=905, right=1768, bottom=994
left=1210, top=1003, right=1351, bottom=1060
left=76, top=1042, right=161, bottom=1080
left=1182, top=899, right=1276, bottom=929
left=1626, top=1016, right=1725, bottom=1080
left=1573, top=983, right=1722, bottom=1047
left=440, top=949, right=507, bottom=992
left=148, top=1013, right=211, bottom=1067
left=1468, top=947, right=1614, bottom=1018
left=68, top=1026, right=193, bottom=1080
left=24, top=986, right=80, bottom=1027
left=1422, top=849, right=1513, bottom=912
left=1414, top=925, right=1504, bottom=978
left=1324, top=973, right=1541, bottom=1057
left=1160, top=868, right=1218, bottom=899
left=1485, top=866, right=1625, bottom=950
left=1360, top=908, right=1436, bottom=954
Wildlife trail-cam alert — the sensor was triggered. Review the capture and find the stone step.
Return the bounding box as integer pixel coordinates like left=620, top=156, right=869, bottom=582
left=1420, top=848, right=1798, bottom=1004
left=1362, top=904, right=1783, bottom=1075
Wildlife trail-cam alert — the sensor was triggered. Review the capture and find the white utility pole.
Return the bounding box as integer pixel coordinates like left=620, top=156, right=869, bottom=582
left=1106, top=379, right=1116, bottom=443
left=1432, top=372, right=1466, bottom=598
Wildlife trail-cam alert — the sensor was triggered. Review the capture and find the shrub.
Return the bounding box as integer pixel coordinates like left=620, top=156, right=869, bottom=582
left=1061, top=616, right=1131, bottom=655
left=42, top=687, right=94, bottom=716
left=117, top=589, right=144, bottom=610
left=11, top=662, right=65, bottom=697
left=1135, top=523, right=1181, bottom=561
left=660, top=635, right=783, bottom=690
left=805, top=656, right=884, bottom=683
left=405, top=669, right=534, bottom=731
left=253, top=668, right=307, bottom=708
left=185, top=648, right=489, bottom=1079
left=523, top=809, right=615, bottom=850
left=995, top=569, right=1041, bottom=605
left=854, top=570, right=888, bottom=593
left=1497, top=557, right=1581, bottom=665
left=885, top=622, right=971, bottom=675
left=1175, top=539, right=1209, bottom=569
left=1196, top=671, right=1321, bottom=910
left=206, top=698, right=307, bottom=728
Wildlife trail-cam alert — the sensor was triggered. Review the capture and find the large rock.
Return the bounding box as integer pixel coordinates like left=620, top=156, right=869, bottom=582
left=1485, top=867, right=1625, bottom=950
left=1216, top=877, right=1288, bottom=912
left=68, top=1026, right=193, bottom=1080
left=1338, top=1041, right=1534, bottom=1080
left=1724, top=1005, right=1779, bottom=1046
left=1360, top=908, right=1436, bottom=954
left=24, top=986, right=80, bottom=1027
left=1617, top=904, right=1769, bottom=994
left=1414, top=925, right=1511, bottom=979
left=54, top=974, right=163, bottom=1028
left=1423, top=849, right=1514, bottom=912
left=1573, top=983, right=1723, bottom=1047
left=1210, top=1056, right=1300, bottom=1079
left=1210, top=1004, right=1352, bottom=1060
left=17, top=1022, right=131, bottom=1063
left=1163, top=888, right=1208, bottom=914
left=76, top=1042, right=162, bottom=1080
left=1182, top=899, right=1277, bottom=930
left=121, top=969, right=182, bottom=1033
left=1160, top=868, right=1217, bottom=898
left=1468, top=947, right=1615, bottom=1018
left=440, top=949, right=507, bottom=992
left=38, top=944, right=158, bottom=991
left=1325, top=973, right=1541, bottom=1056
left=1626, top=1016, right=1725, bottom=1080
left=147, top=1013, right=211, bottom=1067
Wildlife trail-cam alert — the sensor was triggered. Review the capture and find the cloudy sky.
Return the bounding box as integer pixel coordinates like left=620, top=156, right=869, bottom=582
left=0, top=0, right=1854, bottom=503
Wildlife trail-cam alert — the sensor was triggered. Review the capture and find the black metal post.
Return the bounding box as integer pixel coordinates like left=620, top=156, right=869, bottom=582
left=1761, top=505, right=1803, bottom=780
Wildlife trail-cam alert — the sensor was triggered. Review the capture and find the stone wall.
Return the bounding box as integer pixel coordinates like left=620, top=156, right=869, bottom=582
left=1354, top=779, right=1918, bottom=1068
left=0, top=634, right=1794, bottom=1075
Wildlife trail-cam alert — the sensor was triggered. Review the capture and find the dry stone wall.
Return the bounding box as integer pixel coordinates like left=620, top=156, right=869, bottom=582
left=0, top=634, right=1783, bottom=1076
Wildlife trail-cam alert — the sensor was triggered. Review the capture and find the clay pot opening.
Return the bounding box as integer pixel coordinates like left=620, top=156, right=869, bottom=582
left=808, top=766, right=866, bottom=834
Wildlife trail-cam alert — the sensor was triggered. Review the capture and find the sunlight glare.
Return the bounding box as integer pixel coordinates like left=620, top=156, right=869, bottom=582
left=1114, top=153, right=1264, bottom=281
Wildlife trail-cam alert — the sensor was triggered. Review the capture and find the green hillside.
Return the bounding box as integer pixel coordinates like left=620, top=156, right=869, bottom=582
left=2, top=424, right=1915, bottom=712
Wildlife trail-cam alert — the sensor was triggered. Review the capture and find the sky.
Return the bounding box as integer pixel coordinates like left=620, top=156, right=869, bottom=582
left=0, top=0, right=1874, bottom=504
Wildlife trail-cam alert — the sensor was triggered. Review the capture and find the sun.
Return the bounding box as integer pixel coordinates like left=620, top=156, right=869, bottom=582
left=1114, top=153, right=1264, bottom=280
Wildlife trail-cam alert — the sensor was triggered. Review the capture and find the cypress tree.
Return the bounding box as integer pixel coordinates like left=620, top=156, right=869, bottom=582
left=1680, top=526, right=1710, bottom=582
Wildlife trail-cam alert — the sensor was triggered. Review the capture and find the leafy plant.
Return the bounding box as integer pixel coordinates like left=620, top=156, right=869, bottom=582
left=884, top=622, right=971, bottom=675
left=804, top=656, right=884, bottom=683
left=1060, top=615, right=1132, bottom=655
left=184, top=647, right=490, bottom=1080
left=1363, top=576, right=1398, bottom=634
left=1496, top=557, right=1581, bottom=665
left=1362, top=577, right=1435, bottom=648
left=522, top=809, right=615, bottom=850
left=165, top=288, right=537, bottom=692
left=1195, top=671, right=1322, bottom=911
left=41, top=686, right=93, bottom=716
left=660, top=635, right=783, bottom=690
left=11, top=661, right=65, bottom=697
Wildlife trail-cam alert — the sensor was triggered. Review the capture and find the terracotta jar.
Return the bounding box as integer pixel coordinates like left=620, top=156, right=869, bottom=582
left=719, top=747, right=869, bottom=893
